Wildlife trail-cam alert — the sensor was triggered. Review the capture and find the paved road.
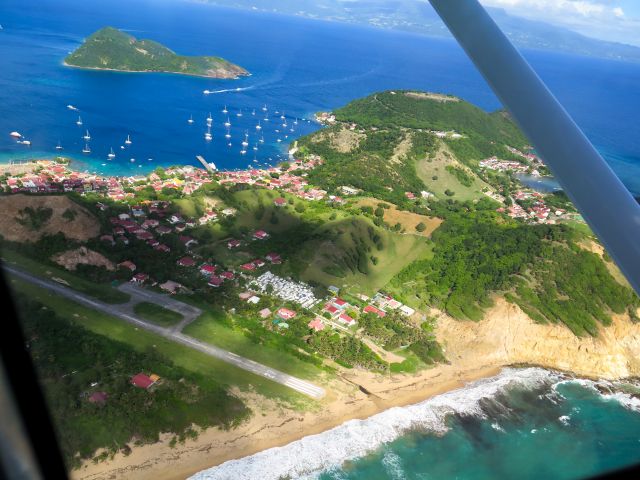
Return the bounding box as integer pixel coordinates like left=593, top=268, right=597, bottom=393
left=5, top=266, right=325, bottom=399
left=118, top=282, right=202, bottom=332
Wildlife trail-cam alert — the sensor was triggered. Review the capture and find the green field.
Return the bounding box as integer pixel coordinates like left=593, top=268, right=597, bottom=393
left=8, top=276, right=314, bottom=407
left=298, top=217, right=432, bottom=294
left=1, top=248, right=130, bottom=304
left=184, top=311, right=324, bottom=379
left=133, top=301, right=183, bottom=327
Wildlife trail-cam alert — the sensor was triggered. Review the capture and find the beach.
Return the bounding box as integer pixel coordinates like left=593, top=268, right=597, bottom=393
left=72, top=297, right=640, bottom=480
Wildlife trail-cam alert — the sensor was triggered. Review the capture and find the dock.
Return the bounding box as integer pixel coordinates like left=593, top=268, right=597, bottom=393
left=196, top=155, right=216, bottom=172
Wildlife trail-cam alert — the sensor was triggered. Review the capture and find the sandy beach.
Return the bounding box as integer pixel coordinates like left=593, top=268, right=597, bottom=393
left=72, top=297, right=640, bottom=480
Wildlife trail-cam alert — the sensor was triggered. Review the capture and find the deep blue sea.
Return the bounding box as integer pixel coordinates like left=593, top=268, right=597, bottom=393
left=3, top=2, right=640, bottom=478
left=2, top=0, right=640, bottom=195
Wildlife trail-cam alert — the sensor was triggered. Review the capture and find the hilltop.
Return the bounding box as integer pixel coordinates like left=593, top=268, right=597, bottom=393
left=300, top=90, right=527, bottom=203
left=64, top=27, right=249, bottom=79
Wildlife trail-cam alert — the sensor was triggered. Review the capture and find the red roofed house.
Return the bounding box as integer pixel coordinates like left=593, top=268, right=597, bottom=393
left=277, top=308, right=296, bottom=320
left=118, top=261, right=136, bottom=271
left=259, top=308, right=272, bottom=319
left=338, top=313, right=356, bottom=326
left=253, top=230, right=269, bottom=240
left=240, top=262, right=256, bottom=271
left=252, top=259, right=266, bottom=268
left=273, top=197, right=287, bottom=207
left=155, top=243, right=171, bottom=253
left=88, top=391, right=108, bottom=405
left=333, top=298, right=348, bottom=309
left=131, top=273, right=148, bottom=284
left=308, top=318, right=325, bottom=332
left=177, top=256, right=195, bottom=267
left=364, top=305, right=386, bottom=318
left=227, top=239, right=241, bottom=249
left=324, top=303, right=339, bottom=316
left=220, top=271, right=235, bottom=280
left=208, top=276, right=223, bottom=287
left=179, top=235, right=198, bottom=248
left=265, top=252, right=282, bottom=264
left=200, top=264, right=216, bottom=276
left=131, top=373, right=154, bottom=389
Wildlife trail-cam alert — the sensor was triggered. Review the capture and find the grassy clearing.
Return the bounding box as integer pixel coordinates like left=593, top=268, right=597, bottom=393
left=2, top=248, right=129, bottom=304
left=300, top=217, right=431, bottom=294
left=133, top=301, right=183, bottom=327
left=354, top=197, right=442, bottom=236
left=184, top=311, right=323, bottom=380
left=416, top=143, right=491, bottom=202
left=7, top=276, right=312, bottom=407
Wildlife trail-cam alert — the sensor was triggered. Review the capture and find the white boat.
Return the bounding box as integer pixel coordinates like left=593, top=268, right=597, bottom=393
left=275, top=129, right=280, bottom=133
left=282, top=121, right=288, bottom=127
left=294, top=118, right=298, bottom=125
left=108, top=147, right=115, bottom=159
left=203, top=90, right=211, bottom=95
left=82, top=143, right=91, bottom=153
left=256, top=121, right=262, bottom=131
left=67, top=105, right=78, bottom=111
left=251, top=109, right=256, bottom=116
left=21, top=140, right=31, bottom=146
left=253, top=144, right=258, bottom=151
left=262, top=104, right=267, bottom=111
left=55, top=140, right=63, bottom=150
left=130, top=158, right=136, bottom=162
left=222, top=105, right=228, bottom=113
left=240, top=149, right=246, bottom=155
left=83, top=129, right=91, bottom=141
left=125, top=134, right=132, bottom=145
left=264, top=116, right=269, bottom=122
left=276, top=138, right=282, bottom=143
left=224, top=117, right=231, bottom=127
left=259, top=135, right=264, bottom=143
left=76, top=116, right=82, bottom=126
left=224, top=130, right=231, bottom=139
left=207, top=113, right=213, bottom=124
left=188, top=115, right=194, bottom=124
left=236, top=109, right=243, bottom=117
left=204, top=126, right=212, bottom=141
left=241, top=133, right=248, bottom=147
left=10, top=131, right=21, bottom=138
left=227, top=142, right=232, bottom=147
left=280, top=113, right=285, bottom=119
left=120, top=145, right=125, bottom=149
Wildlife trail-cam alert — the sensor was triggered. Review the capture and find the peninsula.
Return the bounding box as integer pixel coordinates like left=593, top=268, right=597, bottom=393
left=64, top=27, right=249, bottom=79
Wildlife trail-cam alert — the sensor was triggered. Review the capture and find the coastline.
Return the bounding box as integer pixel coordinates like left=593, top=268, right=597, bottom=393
left=61, top=61, right=249, bottom=80
left=72, top=299, right=640, bottom=480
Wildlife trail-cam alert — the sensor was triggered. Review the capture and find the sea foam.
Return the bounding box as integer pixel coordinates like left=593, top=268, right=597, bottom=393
left=189, top=367, right=560, bottom=480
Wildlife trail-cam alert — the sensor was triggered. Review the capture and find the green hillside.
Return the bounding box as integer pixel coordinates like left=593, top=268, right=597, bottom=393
left=299, top=90, right=528, bottom=203
left=65, top=27, right=248, bottom=79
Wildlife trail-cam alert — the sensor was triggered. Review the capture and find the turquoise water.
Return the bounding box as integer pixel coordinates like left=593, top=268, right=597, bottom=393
left=191, top=368, right=640, bottom=480
left=2, top=0, right=640, bottom=195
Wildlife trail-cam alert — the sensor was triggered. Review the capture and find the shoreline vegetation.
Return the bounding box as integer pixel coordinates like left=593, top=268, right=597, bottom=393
left=64, top=27, right=249, bottom=79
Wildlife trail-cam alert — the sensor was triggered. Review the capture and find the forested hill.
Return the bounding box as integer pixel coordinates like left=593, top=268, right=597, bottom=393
left=65, top=27, right=249, bottom=79
left=299, top=90, right=528, bottom=204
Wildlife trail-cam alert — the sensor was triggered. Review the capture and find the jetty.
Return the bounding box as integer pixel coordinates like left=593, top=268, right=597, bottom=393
left=196, top=155, right=216, bottom=172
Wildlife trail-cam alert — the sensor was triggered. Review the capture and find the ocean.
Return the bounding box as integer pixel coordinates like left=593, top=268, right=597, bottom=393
left=1, top=0, right=640, bottom=195
left=191, top=368, right=640, bottom=480
left=3, top=1, right=640, bottom=478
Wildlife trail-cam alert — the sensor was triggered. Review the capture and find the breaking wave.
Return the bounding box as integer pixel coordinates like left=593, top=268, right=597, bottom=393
left=189, top=367, right=561, bottom=480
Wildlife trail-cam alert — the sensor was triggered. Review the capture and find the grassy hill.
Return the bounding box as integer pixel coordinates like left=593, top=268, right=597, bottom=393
left=300, top=90, right=528, bottom=203
left=65, top=27, right=248, bottom=79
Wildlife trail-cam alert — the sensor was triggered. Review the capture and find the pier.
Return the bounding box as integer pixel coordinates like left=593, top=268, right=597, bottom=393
left=196, top=155, right=216, bottom=172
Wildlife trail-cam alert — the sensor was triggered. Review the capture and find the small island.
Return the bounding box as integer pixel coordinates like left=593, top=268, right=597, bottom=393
left=64, top=27, right=249, bottom=79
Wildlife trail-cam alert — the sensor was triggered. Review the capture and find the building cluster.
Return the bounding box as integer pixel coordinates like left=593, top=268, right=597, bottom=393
left=0, top=161, right=214, bottom=200
left=479, top=156, right=531, bottom=175
left=216, top=157, right=327, bottom=201
left=498, top=190, right=566, bottom=223
left=251, top=271, right=319, bottom=308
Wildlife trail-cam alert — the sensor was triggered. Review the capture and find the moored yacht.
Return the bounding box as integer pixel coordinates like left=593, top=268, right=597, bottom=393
left=125, top=134, right=132, bottom=145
